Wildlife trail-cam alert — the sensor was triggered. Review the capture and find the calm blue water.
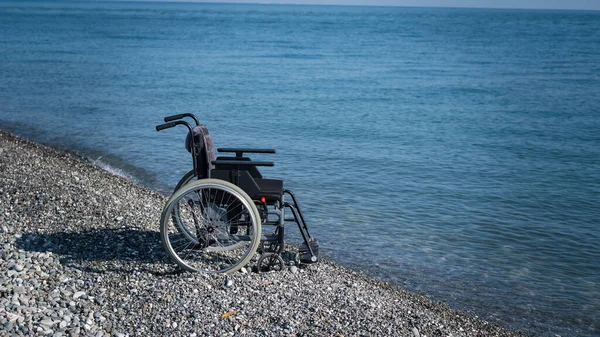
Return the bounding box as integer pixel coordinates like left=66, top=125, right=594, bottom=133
left=1, top=1, right=599, bottom=335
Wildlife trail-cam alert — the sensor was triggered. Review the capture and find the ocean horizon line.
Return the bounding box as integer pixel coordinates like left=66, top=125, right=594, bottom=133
left=4, top=0, right=600, bottom=12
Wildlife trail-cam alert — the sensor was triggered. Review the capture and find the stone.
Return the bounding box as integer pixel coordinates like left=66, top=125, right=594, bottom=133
left=4, top=321, right=14, bottom=331
left=40, top=319, right=55, bottom=327
left=73, top=291, right=86, bottom=299
left=69, top=326, right=80, bottom=336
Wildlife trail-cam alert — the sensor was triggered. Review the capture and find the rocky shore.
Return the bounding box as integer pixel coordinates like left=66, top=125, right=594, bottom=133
left=0, top=131, right=525, bottom=337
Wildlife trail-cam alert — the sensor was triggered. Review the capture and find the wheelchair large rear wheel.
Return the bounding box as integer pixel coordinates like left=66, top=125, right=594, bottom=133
left=175, top=169, right=196, bottom=191
left=171, top=169, right=196, bottom=241
left=160, top=179, right=262, bottom=273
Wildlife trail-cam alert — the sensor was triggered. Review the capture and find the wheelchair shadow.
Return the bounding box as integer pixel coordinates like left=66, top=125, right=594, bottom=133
left=16, top=228, right=174, bottom=275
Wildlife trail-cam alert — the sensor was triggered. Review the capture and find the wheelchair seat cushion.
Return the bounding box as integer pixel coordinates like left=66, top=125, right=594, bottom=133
left=185, top=125, right=215, bottom=177
left=254, top=178, right=284, bottom=201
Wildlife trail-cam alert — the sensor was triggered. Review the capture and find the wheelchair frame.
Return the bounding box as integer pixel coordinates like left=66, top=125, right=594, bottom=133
left=156, top=113, right=319, bottom=274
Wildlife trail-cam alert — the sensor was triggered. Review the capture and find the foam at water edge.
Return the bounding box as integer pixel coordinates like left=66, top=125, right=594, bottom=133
left=90, top=156, right=137, bottom=183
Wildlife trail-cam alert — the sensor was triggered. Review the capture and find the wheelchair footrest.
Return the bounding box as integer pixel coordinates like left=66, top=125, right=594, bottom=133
left=298, top=239, right=320, bottom=264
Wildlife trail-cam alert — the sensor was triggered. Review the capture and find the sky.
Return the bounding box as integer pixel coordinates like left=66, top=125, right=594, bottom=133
left=148, top=0, right=600, bottom=10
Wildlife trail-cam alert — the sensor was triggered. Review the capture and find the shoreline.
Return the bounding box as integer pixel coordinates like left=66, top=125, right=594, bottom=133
left=0, top=130, right=525, bottom=336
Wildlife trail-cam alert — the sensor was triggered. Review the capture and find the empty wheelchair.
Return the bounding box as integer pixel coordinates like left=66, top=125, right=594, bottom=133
left=156, top=113, right=319, bottom=274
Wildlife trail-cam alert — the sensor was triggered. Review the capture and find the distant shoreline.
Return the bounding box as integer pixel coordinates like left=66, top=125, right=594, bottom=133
left=0, top=130, right=524, bottom=336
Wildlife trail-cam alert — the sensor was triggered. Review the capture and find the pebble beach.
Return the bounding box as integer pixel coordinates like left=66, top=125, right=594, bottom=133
left=0, top=131, right=525, bottom=337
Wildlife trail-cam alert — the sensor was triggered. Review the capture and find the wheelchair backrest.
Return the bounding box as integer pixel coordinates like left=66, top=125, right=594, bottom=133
left=185, top=125, right=215, bottom=179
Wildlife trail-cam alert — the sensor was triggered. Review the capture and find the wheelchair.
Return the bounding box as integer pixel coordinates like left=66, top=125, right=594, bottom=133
left=155, top=113, right=319, bottom=274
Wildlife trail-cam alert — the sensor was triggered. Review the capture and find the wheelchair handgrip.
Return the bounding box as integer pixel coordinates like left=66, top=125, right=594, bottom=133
left=163, top=113, right=200, bottom=125
left=164, top=114, right=185, bottom=122
left=156, top=122, right=177, bottom=131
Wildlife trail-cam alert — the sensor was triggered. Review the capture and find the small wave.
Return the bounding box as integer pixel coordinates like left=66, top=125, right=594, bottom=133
left=90, top=156, right=137, bottom=183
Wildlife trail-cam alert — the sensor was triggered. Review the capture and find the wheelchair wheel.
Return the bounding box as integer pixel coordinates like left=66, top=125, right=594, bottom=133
left=160, top=179, right=262, bottom=273
left=175, top=169, right=196, bottom=191
left=257, top=253, right=285, bottom=273
left=171, top=169, right=196, bottom=241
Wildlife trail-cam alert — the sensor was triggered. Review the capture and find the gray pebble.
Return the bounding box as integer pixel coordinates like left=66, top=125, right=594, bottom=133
left=4, top=321, right=14, bottom=331
left=40, top=319, right=55, bottom=327
left=73, top=291, right=86, bottom=299
left=70, top=327, right=80, bottom=336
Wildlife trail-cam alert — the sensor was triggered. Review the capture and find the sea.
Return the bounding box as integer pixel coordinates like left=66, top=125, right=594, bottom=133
left=1, top=1, right=599, bottom=336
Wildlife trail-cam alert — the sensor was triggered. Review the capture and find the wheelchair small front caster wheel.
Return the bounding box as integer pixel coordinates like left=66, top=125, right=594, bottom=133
left=257, top=253, right=285, bottom=273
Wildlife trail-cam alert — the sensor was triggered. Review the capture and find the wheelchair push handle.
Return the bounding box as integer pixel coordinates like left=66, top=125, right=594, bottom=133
left=155, top=120, right=194, bottom=134
left=164, top=114, right=185, bottom=122
left=156, top=122, right=177, bottom=131
left=164, top=113, right=200, bottom=125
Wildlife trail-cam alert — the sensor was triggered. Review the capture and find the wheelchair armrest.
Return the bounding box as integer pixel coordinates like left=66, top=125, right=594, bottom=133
left=212, top=160, right=274, bottom=167
left=216, top=156, right=251, bottom=161
left=217, top=148, right=276, bottom=158
left=215, top=157, right=263, bottom=178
